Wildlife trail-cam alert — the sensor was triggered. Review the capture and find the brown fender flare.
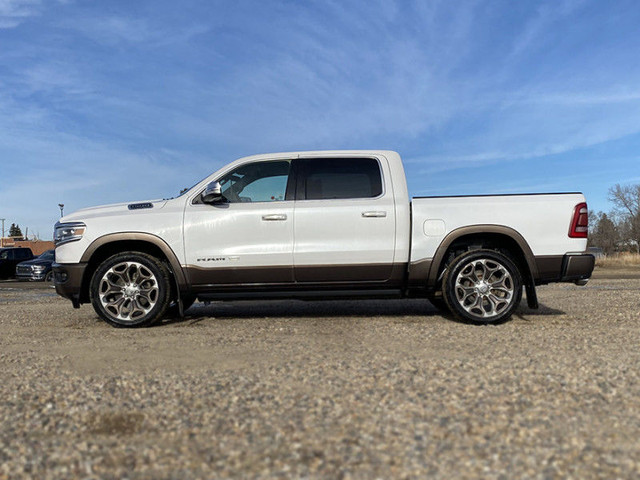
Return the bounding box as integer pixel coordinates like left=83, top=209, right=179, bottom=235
left=426, top=225, right=539, bottom=286
left=80, top=232, right=187, bottom=288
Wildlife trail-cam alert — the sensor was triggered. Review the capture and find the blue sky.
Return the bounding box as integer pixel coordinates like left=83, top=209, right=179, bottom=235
left=1, top=0, right=640, bottom=239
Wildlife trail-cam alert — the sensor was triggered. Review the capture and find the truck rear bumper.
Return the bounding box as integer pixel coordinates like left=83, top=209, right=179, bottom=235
left=52, top=262, right=87, bottom=308
left=560, top=253, right=595, bottom=284
left=535, top=253, right=595, bottom=285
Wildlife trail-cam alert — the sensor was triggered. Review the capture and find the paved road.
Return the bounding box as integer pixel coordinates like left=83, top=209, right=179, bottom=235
left=1, top=270, right=639, bottom=478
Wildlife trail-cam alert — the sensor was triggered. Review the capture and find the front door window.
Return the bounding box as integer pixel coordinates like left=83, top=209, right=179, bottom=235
left=218, top=161, right=291, bottom=203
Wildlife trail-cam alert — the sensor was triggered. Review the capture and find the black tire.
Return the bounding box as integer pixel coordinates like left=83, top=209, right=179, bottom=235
left=443, top=249, right=522, bottom=324
left=90, top=252, right=172, bottom=328
left=44, top=271, right=53, bottom=282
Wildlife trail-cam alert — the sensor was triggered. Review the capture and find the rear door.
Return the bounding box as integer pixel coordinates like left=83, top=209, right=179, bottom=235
left=293, top=156, right=396, bottom=283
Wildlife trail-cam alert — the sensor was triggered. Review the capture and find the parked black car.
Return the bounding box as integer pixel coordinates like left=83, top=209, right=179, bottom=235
left=0, top=247, right=34, bottom=279
left=16, top=249, right=55, bottom=282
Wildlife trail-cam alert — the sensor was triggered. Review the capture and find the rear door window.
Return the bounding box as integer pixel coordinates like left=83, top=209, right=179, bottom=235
left=298, top=158, right=383, bottom=200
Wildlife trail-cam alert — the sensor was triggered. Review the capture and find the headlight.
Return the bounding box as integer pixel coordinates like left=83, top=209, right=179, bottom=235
left=33, top=266, right=46, bottom=272
left=54, top=222, right=86, bottom=246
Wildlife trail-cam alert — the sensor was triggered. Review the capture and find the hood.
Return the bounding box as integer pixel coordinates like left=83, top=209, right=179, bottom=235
left=18, top=258, right=52, bottom=267
left=60, top=199, right=168, bottom=223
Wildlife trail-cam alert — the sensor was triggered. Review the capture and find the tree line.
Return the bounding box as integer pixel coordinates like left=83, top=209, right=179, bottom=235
left=589, top=183, right=640, bottom=255
left=6, top=223, right=23, bottom=238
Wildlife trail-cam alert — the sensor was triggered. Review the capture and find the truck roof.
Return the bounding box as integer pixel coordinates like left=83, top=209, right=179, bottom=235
left=233, top=150, right=400, bottom=162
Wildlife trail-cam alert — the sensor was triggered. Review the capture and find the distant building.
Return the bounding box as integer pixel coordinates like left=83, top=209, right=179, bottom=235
left=0, top=237, right=55, bottom=255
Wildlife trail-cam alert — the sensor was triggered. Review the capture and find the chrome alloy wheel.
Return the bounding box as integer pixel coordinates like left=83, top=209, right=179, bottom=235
left=98, top=261, right=159, bottom=322
left=454, top=258, right=514, bottom=319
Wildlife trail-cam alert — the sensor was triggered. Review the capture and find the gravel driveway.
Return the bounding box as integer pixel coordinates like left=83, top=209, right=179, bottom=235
left=1, top=269, right=640, bottom=479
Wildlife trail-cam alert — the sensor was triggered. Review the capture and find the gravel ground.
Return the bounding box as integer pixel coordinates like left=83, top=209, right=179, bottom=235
left=1, top=269, right=640, bottom=479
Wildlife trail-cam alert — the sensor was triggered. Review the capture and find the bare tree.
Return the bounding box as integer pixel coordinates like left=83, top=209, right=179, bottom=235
left=608, top=184, right=640, bottom=253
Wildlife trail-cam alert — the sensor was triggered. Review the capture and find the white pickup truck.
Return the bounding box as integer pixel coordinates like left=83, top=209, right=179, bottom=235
left=53, top=150, right=594, bottom=327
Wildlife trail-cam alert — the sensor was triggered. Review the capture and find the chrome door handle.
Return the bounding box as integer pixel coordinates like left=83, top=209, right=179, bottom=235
left=361, top=211, right=387, bottom=218
left=262, top=214, right=287, bottom=221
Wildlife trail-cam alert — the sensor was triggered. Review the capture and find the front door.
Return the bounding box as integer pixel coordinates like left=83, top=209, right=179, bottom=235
left=183, top=159, right=295, bottom=287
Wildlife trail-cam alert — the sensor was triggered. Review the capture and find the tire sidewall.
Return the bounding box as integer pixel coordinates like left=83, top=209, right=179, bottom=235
left=90, top=252, right=171, bottom=328
left=443, top=249, right=522, bottom=324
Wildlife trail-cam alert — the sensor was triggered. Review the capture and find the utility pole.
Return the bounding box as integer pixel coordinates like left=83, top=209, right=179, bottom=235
left=0, top=218, right=4, bottom=247
left=58, top=204, right=64, bottom=218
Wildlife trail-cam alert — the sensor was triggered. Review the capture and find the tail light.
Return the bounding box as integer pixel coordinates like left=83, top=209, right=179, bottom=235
left=569, top=202, right=588, bottom=238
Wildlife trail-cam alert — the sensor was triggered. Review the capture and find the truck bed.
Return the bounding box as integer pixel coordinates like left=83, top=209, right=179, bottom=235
left=410, top=192, right=589, bottom=278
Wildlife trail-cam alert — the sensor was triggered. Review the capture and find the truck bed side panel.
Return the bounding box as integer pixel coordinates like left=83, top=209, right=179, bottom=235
left=410, top=193, right=588, bottom=273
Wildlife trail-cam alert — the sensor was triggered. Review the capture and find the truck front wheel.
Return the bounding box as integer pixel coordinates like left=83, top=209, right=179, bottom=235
left=90, top=252, right=172, bottom=328
left=443, top=249, right=522, bottom=324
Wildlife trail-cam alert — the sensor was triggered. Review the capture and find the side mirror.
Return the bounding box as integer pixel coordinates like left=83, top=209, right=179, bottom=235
left=201, top=181, right=223, bottom=204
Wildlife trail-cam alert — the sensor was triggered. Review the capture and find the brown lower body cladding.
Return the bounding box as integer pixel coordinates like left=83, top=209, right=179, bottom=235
left=535, top=254, right=595, bottom=284
left=185, top=263, right=407, bottom=290
left=169, top=254, right=594, bottom=290
left=409, top=253, right=595, bottom=288
left=52, top=253, right=595, bottom=305
left=52, top=262, right=87, bottom=307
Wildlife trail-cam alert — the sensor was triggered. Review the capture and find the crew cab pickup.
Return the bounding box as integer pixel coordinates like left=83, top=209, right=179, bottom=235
left=53, top=151, right=594, bottom=327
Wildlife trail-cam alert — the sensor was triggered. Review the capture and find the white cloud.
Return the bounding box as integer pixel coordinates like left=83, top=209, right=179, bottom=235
left=0, top=0, right=72, bottom=28
left=0, top=131, right=203, bottom=239
left=0, top=0, right=41, bottom=28
left=508, top=0, right=586, bottom=59
left=61, top=14, right=208, bottom=47
left=0, top=91, right=213, bottom=238
left=180, top=1, right=482, bottom=151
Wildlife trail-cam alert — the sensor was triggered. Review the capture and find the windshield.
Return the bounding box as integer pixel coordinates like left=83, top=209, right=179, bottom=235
left=38, top=250, right=55, bottom=261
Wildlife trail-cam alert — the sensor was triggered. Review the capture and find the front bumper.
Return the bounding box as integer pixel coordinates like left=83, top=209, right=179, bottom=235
left=52, top=262, right=88, bottom=308
left=16, top=272, right=48, bottom=281
left=560, top=253, right=595, bottom=284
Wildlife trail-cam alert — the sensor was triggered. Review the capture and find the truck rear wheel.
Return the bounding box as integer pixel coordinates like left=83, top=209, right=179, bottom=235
left=90, top=252, right=172, bottom=328
left=443, top=249, right=522, bottom=324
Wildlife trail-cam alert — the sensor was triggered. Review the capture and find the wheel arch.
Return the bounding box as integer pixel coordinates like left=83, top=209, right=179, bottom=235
left=78, top=233, right=187, bottom=303
left=427, top=225, right=538, bottom=287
